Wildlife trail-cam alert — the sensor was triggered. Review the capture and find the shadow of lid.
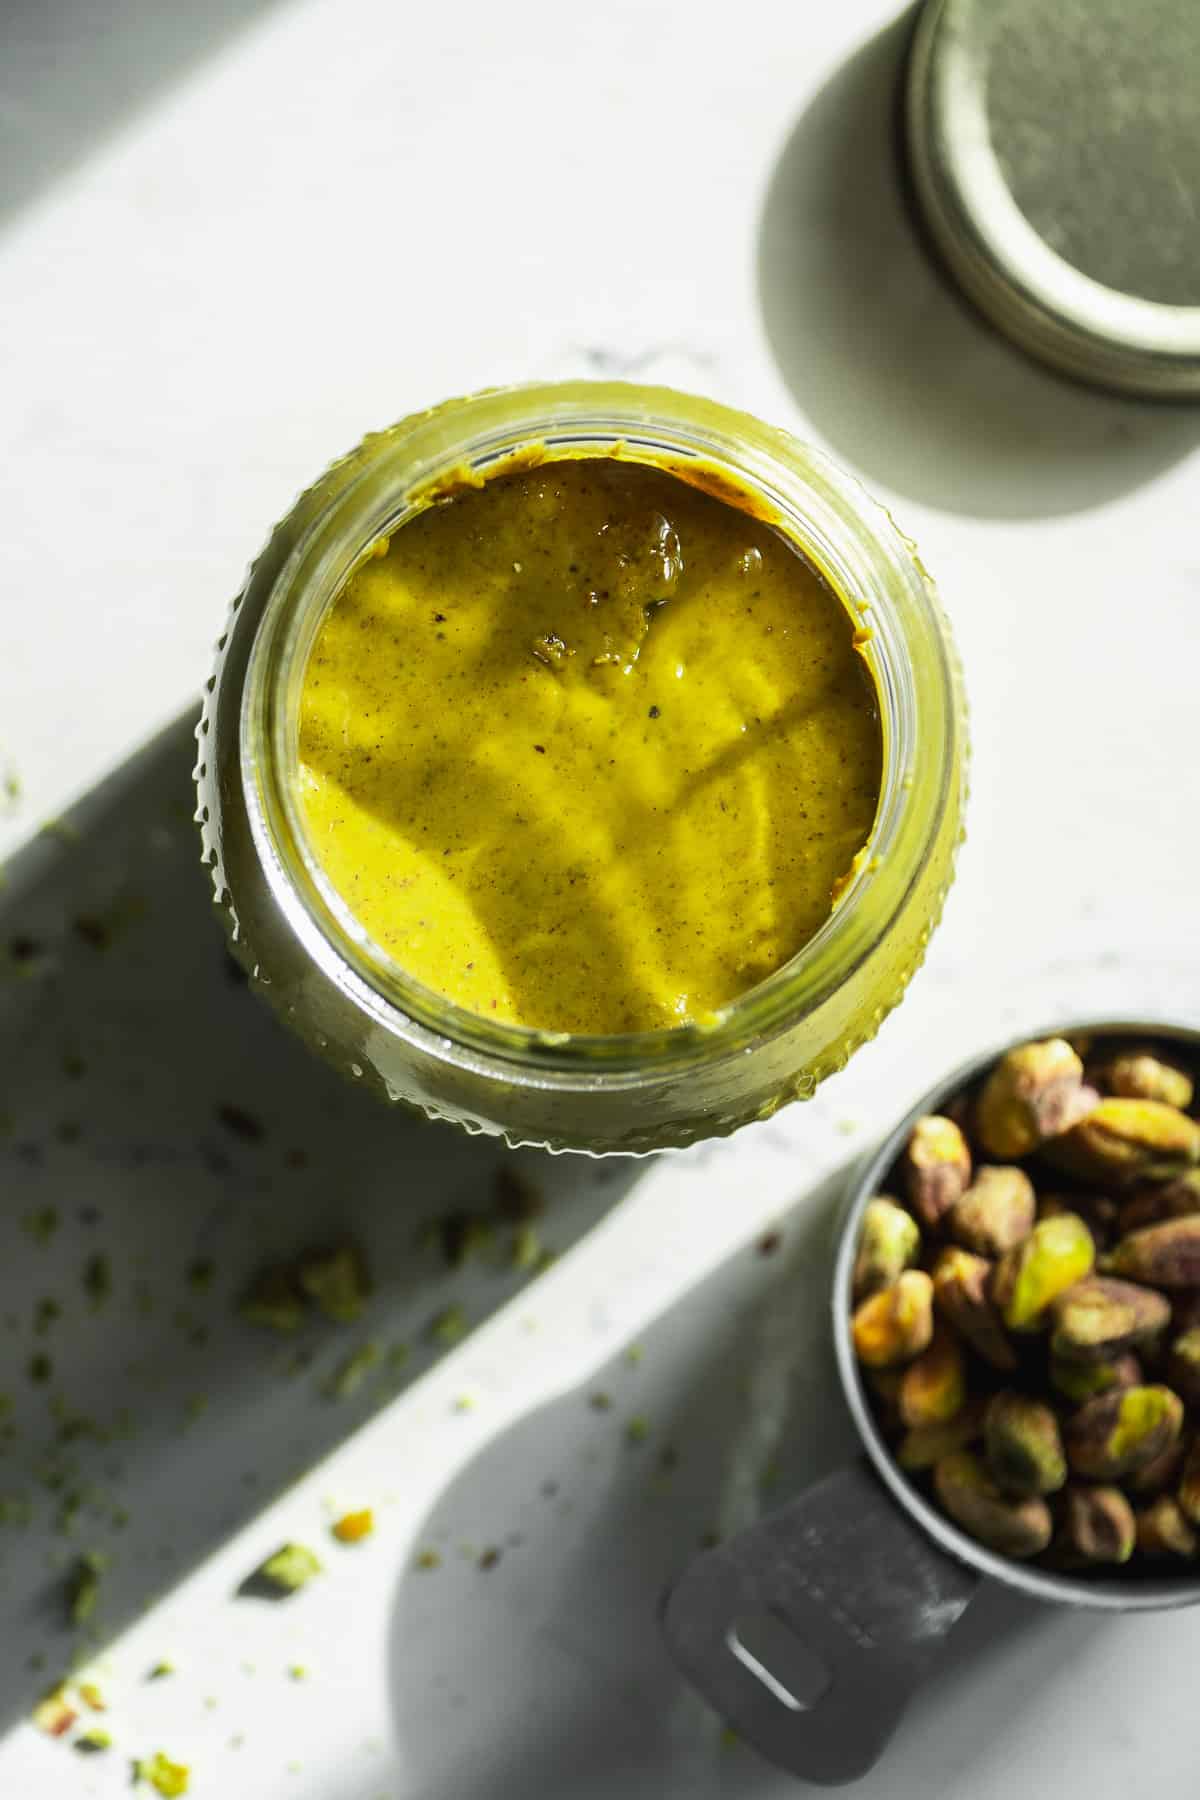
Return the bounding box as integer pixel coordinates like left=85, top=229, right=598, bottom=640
left=756, top=8, right=1200, bottom=521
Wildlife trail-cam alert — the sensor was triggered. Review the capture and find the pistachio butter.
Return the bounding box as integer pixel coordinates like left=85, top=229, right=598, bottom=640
left=297, top=455, right=881, bottom=1035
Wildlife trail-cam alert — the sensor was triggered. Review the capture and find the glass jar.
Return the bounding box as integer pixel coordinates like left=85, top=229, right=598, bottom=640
left=197, top=383, right=967, bottom=1154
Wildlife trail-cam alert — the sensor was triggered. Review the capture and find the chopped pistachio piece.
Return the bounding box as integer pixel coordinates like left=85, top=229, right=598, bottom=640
left=331, top=1508, right=375, bottom=1544
left=511, top=1224, right=543, bottom=1272
left=21, top=1207, right=60, bottom=1247
left=436, top=1211, right=493, bottom=1268
left=83, top=1254, right=111, bottom=1308
left=493, top=1165, right=544, bottom=1220
left=67, top=1551, right=107, bottom=1627
left=429, top=1306, right=468, bottom=1348
left=326, top=1341, right=380, bottom=1400
left=256, top=1543, right=322, bottom=1594
left=295, top=1244, right=370, bottom=1323
left=133, top=1751, right=191, bottom=1796
left=186, top=1259, right=215, bottom=1294
left=33, top=1297, right=61, bottom=1335
left=31, top=1685, right=77, bottom=1737
left=238, top=1265, right=304, bottom=1333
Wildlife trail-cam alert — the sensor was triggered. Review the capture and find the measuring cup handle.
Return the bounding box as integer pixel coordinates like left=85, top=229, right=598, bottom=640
left=660, top=1456, right=979, bottom=1786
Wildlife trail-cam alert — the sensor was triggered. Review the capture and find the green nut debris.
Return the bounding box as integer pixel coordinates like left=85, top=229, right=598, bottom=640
left=296, top=1244, right=371, bottom=1323
left=254, top=1543, right=322, bottom=1594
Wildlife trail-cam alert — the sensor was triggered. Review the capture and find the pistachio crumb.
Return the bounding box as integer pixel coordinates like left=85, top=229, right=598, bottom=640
left=67, top=1551, right=106, bottom=1627
left=238, top=1265, right=305, bottom=1333
left=133, top=1750, right=190, bottom=1795
left=510, top=1221, right=543, bottom=1272
left=34, top=1296, right=62, bottom=1336
left=255, top=1543, right=322, bottom=1593
left=296, top=1243, right=370, bottom=1323
left=429, top=1306, right=467, bottom=1348
left=31, top=1684, right=77, bottom=1737
left=186, top=1258, right=215, bottom=1294
left=326, top=1341, right=380, bottom=1401
left=83, top=1254, right=111, bottom=1308
left=331, top=1508, right=374, bottom=1545
left=21, top=1207, right=60, bottom=1247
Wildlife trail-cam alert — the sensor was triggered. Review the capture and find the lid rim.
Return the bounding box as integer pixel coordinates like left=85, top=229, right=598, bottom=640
left=907, top=0, right=1200, bottom=400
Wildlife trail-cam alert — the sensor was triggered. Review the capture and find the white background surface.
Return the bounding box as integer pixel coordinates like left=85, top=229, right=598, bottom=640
left=1, top=0, right=1199, bottom=1794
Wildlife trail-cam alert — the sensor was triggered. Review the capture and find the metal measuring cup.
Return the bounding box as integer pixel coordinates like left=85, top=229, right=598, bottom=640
left=662, top=1020, right=1200, bottom=1785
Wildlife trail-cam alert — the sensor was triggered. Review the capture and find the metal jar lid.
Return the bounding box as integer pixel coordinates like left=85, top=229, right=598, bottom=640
left=905, top=0, right=1200, bottom=398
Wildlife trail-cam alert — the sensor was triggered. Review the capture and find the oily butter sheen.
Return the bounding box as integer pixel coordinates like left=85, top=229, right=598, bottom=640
left=297, top=456, right=882, bottom=1035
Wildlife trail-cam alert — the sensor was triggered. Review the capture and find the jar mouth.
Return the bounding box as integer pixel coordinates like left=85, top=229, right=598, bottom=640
left=241, top=383, right=957, bottom=1083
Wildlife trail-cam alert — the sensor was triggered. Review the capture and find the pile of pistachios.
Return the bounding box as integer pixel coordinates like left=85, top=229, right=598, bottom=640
left=852, top=1036, right=1200, bottom=1572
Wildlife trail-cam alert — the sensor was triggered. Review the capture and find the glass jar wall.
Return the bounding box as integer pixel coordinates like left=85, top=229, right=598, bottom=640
left=197, top=384, right=966, bottom=1153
